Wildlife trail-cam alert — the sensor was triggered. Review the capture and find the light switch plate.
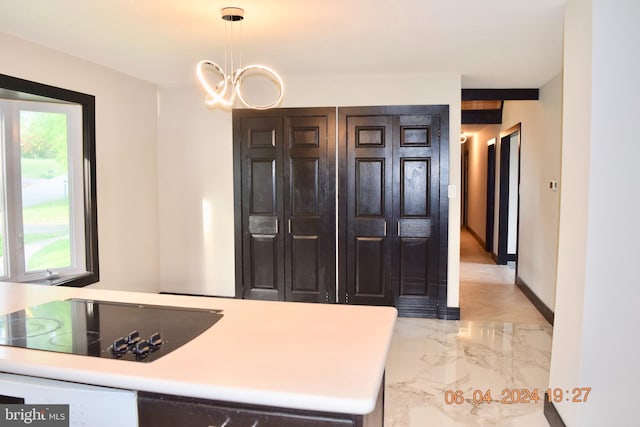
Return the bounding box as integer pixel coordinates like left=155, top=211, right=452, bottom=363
left=448, top=185, right=457, bottom=198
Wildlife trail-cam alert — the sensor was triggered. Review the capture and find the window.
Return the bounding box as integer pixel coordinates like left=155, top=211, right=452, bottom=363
left=0, top=74, right=98, bottom=287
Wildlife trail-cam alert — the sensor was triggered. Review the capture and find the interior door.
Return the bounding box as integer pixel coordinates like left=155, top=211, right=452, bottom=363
left=394, top=113, right=441, bottom=316
left=284, top=111, right=336, bottom=302
left=234, top=109, right=335, bottom=302
left=340, top=106, right=448, bottom=317
left=343, top=113, right=394, bottom=306
left=235, top=115, right=285, bottom=300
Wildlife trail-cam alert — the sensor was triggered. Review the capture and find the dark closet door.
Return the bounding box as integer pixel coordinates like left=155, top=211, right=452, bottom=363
left=340, top=106, right=449, bottom=317
left=234, top=108, right=335, bottom=303
left=236, top=115, right=285, bottom=300
left=343, top=114, right=394, bottom=306
left=284, top=112, right=336, bottom=302
left=394, top=113, right=442, bottom=317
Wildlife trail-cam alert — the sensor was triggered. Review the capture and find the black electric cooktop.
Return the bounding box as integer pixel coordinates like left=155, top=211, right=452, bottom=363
left=0, top=299, right=223, bottom=363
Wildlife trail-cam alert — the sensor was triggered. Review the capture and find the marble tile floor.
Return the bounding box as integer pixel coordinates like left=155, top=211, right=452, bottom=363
left=384, top=230, right=552, bottom=426
left=459, top=230, right=549, bottom=326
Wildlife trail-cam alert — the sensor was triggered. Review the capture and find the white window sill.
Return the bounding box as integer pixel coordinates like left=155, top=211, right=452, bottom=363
left=22, top=272, right=94, bottom=287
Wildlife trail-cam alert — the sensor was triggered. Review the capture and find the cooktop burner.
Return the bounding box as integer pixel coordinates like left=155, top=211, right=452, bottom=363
left=0, top=299, right=223, bottom=362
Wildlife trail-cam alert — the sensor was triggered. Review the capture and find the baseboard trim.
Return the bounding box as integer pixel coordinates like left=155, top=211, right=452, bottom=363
left=465, top=226, right=486, bottom=249
left=507, top=253, right=517, bottom=262
left=438, top=306, right=460, bottom=320
left=516, top=276, right=554, bottom=325
left=544, top=393, right=567, bottom=427
left=397, top=298, right=439, bottom=318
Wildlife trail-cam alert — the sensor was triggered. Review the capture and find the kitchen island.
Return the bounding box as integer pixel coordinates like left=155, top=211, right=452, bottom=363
left=0, top=282, right=396, bottom=426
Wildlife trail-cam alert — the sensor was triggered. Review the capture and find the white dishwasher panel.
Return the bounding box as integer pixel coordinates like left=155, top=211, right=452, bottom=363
left=0, top=372, right=138, bottom=427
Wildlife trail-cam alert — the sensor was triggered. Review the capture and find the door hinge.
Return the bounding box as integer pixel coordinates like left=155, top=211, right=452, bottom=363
left=325, top=291, right=329, bottom=303
left=345, top=292, right=349, bottom=304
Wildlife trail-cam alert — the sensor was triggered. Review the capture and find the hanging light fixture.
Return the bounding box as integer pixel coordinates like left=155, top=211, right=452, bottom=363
left=196, top=7, right=284, bottom=110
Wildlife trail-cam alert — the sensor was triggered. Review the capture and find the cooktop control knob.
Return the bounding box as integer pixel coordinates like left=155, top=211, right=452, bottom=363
left=110, top=337, right=128, bottom=354
left=149, top=332, right=163, bottom=347
left=127, top=331, right=141, bottom=346
left=133, top=340, right=151, bottom=355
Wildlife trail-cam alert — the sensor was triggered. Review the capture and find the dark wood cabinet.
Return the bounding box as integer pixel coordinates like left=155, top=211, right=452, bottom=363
left=138, top=384, right=382, bottom=427
left=233, top=108, right=336, bottom=303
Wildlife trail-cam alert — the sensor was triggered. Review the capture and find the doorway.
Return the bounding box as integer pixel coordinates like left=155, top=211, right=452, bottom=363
left=458, top=123, right=544, bottom=324
left=485, top=139, right=496, bottom=252
left=462, top=149, right=469, bottom=228
left=497, top=124, right=521, bottom=266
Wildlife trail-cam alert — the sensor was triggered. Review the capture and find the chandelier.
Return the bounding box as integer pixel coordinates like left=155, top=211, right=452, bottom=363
left=196, top=7, right=284, bottom=110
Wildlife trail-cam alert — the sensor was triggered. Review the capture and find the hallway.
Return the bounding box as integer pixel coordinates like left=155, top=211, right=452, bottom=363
left=459, top=229, right=549, bottom=325
left=384, top=229, right=552, bottom=426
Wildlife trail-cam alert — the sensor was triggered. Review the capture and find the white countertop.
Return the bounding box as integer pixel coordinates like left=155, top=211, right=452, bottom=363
left=0, top=282, right=397, bottom=415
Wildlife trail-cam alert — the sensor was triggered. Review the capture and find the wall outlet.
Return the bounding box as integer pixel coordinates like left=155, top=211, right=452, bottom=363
left=549, top=180, right=559, bottom=191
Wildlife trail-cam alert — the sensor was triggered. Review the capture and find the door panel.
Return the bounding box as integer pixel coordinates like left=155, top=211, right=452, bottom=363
left=290, top=158, right=319, bottom=216
left=249, top=216, right=279, bottom=235
left=399, top=238, right=429, bottom=295
left=355, top=237, right=385, bottom=296
left=394, top=113, right=440, bottom=315
left=355, top=159, right=385, bottom=216
left=249, top=128, right=277, bottom=148
left=400, top=158, right=429, bottom=217
left=397, top=219, right=431, bottom=237
left=291, top=236, right=319, bottom=292
left=284, top=114, right=334, bottom=302
left=345, top=115, right=394, bottom=306
left=238, top=116, right=285, bottom=300
left=250, top=235, right=279, bottom=291
left=250, top=160, right=276, bottom=214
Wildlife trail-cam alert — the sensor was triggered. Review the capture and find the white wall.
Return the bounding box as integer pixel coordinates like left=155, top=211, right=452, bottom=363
left=499, top=73, right=563, bottom=310
left=157, top=73, right=462, bottom=306
left=580, top=0, right=640, bottom=423
left=549, top=2, right=591, bottom=421
left=551, top=0, right=640, bottom=425
left=156, top=85, right=235, bottom=296
left=0, top=33, right=160, bottom=293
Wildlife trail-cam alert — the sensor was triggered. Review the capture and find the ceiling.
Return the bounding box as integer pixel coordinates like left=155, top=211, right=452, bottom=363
left=0, top=0, right=565, bottom=88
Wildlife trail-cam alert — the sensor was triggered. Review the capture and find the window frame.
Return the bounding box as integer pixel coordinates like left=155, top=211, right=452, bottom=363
left=0, top=73, right=99, bottom=287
